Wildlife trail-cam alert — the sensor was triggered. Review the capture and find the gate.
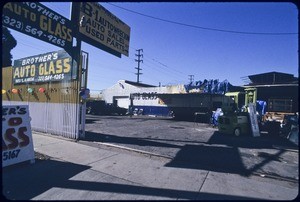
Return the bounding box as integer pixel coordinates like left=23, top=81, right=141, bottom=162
left=2, top=2, right=129, bottom=140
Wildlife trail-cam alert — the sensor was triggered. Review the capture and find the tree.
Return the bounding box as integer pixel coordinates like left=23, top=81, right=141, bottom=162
left=2, top=26, right=17, bottom=67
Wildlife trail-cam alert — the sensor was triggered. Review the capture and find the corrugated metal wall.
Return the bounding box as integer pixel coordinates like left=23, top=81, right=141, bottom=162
left=2, top=65, right=81, bottom=139
left=3, top=101, right=79, bottom=139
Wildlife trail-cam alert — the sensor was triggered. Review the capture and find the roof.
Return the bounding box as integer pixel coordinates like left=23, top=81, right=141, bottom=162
left=155, top=93, right=225, bottom=98
left=243, top=83, right=298, bottom=88
left=124, top=80, right=156, bottom=88
left=225, top=92, right=245, bottom=97
left=247, top=72, right=298, bottom=85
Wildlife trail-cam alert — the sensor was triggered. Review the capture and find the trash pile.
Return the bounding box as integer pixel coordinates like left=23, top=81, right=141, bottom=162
left=281, top=114, right=299, bottom=145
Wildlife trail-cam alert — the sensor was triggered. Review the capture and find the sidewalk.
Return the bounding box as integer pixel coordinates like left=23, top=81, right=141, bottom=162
left=2, top=132, right=298, bottom=200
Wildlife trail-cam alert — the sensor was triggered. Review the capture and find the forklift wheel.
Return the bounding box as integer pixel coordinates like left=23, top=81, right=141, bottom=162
left=234, top=128, right=241, bottom=137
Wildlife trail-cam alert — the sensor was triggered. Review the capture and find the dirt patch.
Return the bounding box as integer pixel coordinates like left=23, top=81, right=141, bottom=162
left=35, top=151, right=50, bottom=160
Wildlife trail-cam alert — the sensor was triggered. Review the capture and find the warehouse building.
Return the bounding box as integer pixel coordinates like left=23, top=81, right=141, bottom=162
left=101, top=72, right=298, bottom=121
left=101, top=79, right=237, bottom=119
left=101, top=80, right=186, bottom=116
left=243, top=72, right=298, bottom=114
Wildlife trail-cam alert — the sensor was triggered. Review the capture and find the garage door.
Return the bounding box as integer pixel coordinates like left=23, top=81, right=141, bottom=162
left=115, top=97, right=130, bottom=108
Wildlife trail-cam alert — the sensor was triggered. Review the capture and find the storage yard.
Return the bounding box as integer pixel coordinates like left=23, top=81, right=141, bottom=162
left=83, top=114, right=298, bottom=185
left=2, top=2, right=298, bottom=200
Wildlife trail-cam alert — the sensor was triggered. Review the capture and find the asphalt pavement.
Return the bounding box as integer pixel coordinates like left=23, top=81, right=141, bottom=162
left=2, top=130, right=299, bottom=200
left=84, top=115, right=299, bottom=182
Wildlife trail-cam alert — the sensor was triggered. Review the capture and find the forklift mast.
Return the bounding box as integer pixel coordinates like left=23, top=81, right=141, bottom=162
left=223, top=87, right=257, bottom=113
left=244, top=88, right=257, bottom=106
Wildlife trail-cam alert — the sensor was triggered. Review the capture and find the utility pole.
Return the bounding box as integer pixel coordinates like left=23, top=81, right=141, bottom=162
left=188, top=75, right=194, bottom=83
left=135, top=49, right=143, bottom=83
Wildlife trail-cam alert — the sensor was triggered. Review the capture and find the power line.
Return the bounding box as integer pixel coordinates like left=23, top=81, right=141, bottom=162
left=91, top=60, right=135, bottom=74
left=107, top=3, right=298, bottom=36
left=129, top=46, right=185, bottom=76
left=143, top=63, right=182, bottom=81
left=128, top=46, right=185, bottom=76
left=15, top=36, right=180, bottom=82
left=144, top=57, right=185, bottom=75
left=143, top=58, right=184, bottom=78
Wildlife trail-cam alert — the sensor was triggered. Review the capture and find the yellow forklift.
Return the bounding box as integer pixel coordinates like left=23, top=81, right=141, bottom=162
left=218, top=88, right=259, bottom=136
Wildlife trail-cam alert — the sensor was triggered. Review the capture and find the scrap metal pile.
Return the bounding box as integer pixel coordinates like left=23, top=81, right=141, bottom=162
left=184, top=79, right=233, bottom=94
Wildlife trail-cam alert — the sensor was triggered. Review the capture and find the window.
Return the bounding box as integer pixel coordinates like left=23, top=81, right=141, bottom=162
left=268, top=99, right=293, bottom=112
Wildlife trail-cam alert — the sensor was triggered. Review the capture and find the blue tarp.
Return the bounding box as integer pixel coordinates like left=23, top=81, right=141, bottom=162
left=256, top=100, right=267, bottom=115
left=211, top=108, right=223, bottom=126
left=184, top=79, right=233, bottom=94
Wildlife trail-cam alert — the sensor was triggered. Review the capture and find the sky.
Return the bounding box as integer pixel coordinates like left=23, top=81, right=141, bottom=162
left=7, top=2, right=298, bottom=95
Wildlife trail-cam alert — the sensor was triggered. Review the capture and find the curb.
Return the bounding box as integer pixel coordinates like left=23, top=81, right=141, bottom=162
left=94, top=142, right=172, bottom=160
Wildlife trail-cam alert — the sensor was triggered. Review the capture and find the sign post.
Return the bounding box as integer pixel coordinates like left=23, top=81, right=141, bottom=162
left=248, top=103, right=260, bottom=137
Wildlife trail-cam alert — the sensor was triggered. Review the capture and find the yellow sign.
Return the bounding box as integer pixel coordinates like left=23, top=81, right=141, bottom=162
left=78, top=2, right=130, bottom=57
left=13, top=50, right=75, bottom=84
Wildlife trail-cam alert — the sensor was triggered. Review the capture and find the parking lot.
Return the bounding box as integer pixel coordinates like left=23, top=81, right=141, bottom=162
left=82, top=115, right=298, bottom=185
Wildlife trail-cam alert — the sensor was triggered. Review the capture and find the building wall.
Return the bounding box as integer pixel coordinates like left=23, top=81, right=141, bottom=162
left=102, top=80, right=187, bottom=109
left=256, top=86, right=299, bottom=113
left=101, top=80, right=233, bottom=118
left=2, top=66, right=81, bottom=139
left=101, top=80, right=187, bottom=116
left=102, top=80, right=139, bottom=105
